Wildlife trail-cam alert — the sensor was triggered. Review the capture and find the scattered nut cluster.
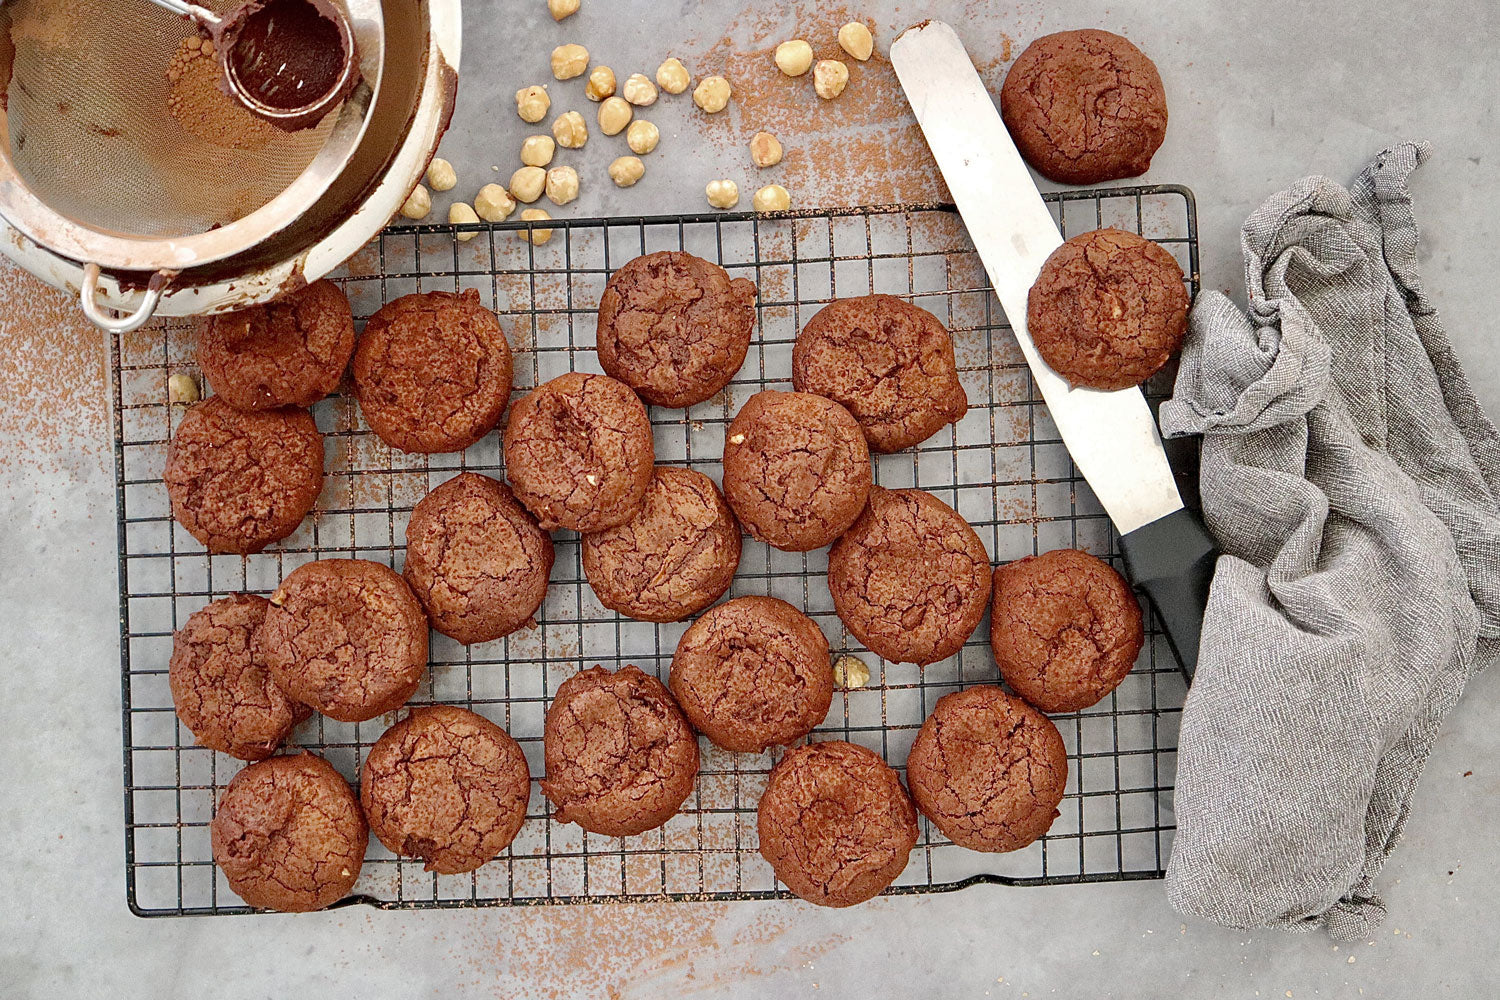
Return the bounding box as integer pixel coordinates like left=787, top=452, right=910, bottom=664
left=515, top=85, right=551, bottom=123
left=656, top=57, right=690, bottom=94
left=814, top=59, right=849, bottom=100
left=838, top=21, right=874, bottom=62
left=752, top=184, right=790, bottom=213
left=519, top=208, right=553, bottom=244
left=426, top=158, right=457, bottom=192
left=584, top=65, right=616, bottom=102
left=833, top=654, right=871, bottom=689
left=774, top=39, right=814, bottom=77
left=400, top=183, right=431, bottom=220
left=597, top=95, right=632, bottom=135
left=521, top=134, right=555, bottom=167
left=621, top=73, right=658, bottom=106
left=626, top=120, right=660, bottom=155
left=552, top=110, right=588, bottom=148
left=447, top=201, right=480, bottom=241
left=510, top=165, right=546, bottom=203
left=749, top=131, right=783, bottom=168
left=475, top=184, right=515, bottom=222
left=609, top=155, right=644, bottom=187
left=545, top=165, right=580, bottom=206
left=692, top=75, right=731, bottom=114
left=705, top=178, right=739, bottom=209
left=550, top=43, right=590, bottom=80
left=167, top=372, right=200, bottom=405
left=547, top=0, right=578, bottom=21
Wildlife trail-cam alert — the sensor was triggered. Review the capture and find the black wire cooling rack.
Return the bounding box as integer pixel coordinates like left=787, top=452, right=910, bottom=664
left=114, top=187, right=1199, bottom=916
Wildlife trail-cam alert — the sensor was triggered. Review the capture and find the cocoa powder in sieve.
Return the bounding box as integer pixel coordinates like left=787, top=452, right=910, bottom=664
left=165, top=34, right=278, bottom=151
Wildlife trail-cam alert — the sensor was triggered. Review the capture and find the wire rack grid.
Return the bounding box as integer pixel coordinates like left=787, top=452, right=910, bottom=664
left=114, top=186, right=1199, bottom=916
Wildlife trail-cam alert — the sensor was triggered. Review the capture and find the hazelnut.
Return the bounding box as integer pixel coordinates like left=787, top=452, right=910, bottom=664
left=727, top=432, right=746, bottom=445
left=749, top=131, right=783, bottom=168
left=655, top=57, right=690, bottom=94
left=474, top=184, right=516, bottom=223
left=425, top=157, right=457, bottom=192
left=608, top=155, right=644, bottom=187
left=626, top=119, right=660, bottom=155
left=520, top=134, right=556, bottom=167
left=448, top=201, right=480, bottom=241
left=509, top=165, right=547, bottom=203
left=518, top=208, right=553, bottom=245
left=705, top=178, right=739, bottom=209
left=399, top=183, right=432, bottom=220
left=832, top=654, right=871, bottom=689
left=813, top=59, right=849, bottom=100
left=597, top=95, right=632, bottom=135
left=167, top=373, right=199, bottom=405
left=545, top=165, right=580, bottom=206
left=585, top=65, right=616, bottom=102
left=773, top=39, right=813, bottom=77
left=550, top=43, right=589, bottom=81
left=837, top=22, right=875, bottom=62
left=692, top=75, right=731, bottom=113
left=547, top=0, right=579, bottom=20
left=621, top=73, right=658, bottom=106
left=516, top=85, right=551, bottom=123
left=752, top=184, right=790, bottom=212
left=552, top=110, right=588, bottom=148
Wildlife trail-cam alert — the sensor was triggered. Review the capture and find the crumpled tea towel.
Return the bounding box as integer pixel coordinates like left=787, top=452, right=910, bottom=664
left=1159, top=141, right=1500, bottom=939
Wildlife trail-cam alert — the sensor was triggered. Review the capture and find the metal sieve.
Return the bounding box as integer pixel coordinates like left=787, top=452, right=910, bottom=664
left=0, top=0, right=383, bottom=331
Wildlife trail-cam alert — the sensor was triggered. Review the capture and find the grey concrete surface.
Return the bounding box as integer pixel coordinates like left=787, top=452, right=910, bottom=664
left=2, top=1, right=1497, bottom=997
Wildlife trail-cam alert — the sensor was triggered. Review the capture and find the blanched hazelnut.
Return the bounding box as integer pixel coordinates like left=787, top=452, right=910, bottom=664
left=425, top=157, right=457, bottom=192
left=520, top=134, right=555, bottom=167
left=752, top=184, right=790, bottom=212
left=749, top=131, right=782, bottom=168
left=516, top=85, right=551, bottom=123
left=167, top=373, right=199, bottom=405
left=545, top=165, right=580, bottom=206
left=547, top=0, right=578, bottom=20
left=399, top=183, right=431, bottom=220
left=519, top=208, right=553, bottom=245
left=837, top=22, right=875, bottom=62
left=474, top=183, right=516, bottom=222
left=773, top=39, right=813, bottom=77
left=705, top=178, right=739, bottom=209
left=550, top=43, right=589, bottom=81
left=608, top=155, right=644, bottom=187
left=622, top=73, right=658, bottom=106
left=585, top=65, right=616, bottom=102
left=509, top=165, right=546, bottom=203
left=552, top=110, right=588, bottom=148
left=597, top=95, right=632, bottom=135
left=448, top=201, right=480, bottom=241
left=656, top=57, right=690, bottom=94
left=832, top=654, right=870, bottom=689
left=813, top=59, right=849, bottom=99
left=692, top=75, right=731, bottom=113
left=626, top=119, right=659, bottom=155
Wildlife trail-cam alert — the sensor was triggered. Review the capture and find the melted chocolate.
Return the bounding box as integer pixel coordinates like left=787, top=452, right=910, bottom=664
left=223, top=0, right=348, bottom=114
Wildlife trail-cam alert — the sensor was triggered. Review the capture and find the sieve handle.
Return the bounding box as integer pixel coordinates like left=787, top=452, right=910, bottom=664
left=80, top=264, right=169, bottom=335
left=144, top=0, right=224, bottom=29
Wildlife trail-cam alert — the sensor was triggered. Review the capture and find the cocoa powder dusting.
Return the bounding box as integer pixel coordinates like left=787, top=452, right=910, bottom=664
left=165, top=34, right=278, bottom=151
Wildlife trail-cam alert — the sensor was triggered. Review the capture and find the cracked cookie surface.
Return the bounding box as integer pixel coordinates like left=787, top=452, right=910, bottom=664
left=991, top=548, right=1143, bottom=713
left=792, top=295, right=967, bottom=453
left=580, top=466, right=740, bottom=622
left=541, top=665, right=699, bottom=837
left=721, top=390, right=871, bottom=552
left=1027, top=228, right=1189, bottom=390
left=360, top=705, right=531, bottom=874
left=163, top=396, right=324, bottom=554
left=352, top=289, right=513, bottom=454
left=906, top=685, right=1067, bottom=852
left=756, top=740, right=917, bottom=907
left=596, top=250, right=758, bottom=408
left=260, top=559, right=429, bottom=723
left=999, top=29, right=1167, bottom=185
left=669, top=596, right=832, bottom=753
left=827, top=487, right=992, bottom=666
left=196, top=279, right=355, bottom=410
left=210, top=751, right=368, bottom=912
left=504, top=372, right=655, bottom=533
left=403, top=473, right=554, bottom=644
left=169, top=594, right=310, bottom=761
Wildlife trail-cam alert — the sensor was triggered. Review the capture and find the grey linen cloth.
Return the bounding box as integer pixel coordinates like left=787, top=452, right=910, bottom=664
left=1159, top=141, right=1500, bottom=939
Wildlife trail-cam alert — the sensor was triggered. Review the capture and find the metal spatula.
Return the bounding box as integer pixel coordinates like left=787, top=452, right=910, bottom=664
left=890, top=20, right=1217, bottom=675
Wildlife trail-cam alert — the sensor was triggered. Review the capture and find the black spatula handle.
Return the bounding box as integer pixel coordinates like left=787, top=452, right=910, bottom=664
left=1119, top=508, right=1219, bottom=678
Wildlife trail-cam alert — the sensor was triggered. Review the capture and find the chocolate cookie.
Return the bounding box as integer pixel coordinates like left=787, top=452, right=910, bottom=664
left=260, top=559, right=430, bottom=723
left=541, top=665, right=700, bottom=837
left=721, top=391, right=871, bottom=552
left=580, top=466, right=740, bottom=622
left=210, top=751, right=368, bottom=912
left=352, top=289, right=513, bottom=454
left=669, top=596, right=833, bottom=753
left=999, top=29, right=1168, bottom=185
left=503, top=372, right=655, bottom=533
left=360, top=705, right=532, bottom=874
left=792, top=295, right=967, bottom=453
left=1027, top=228, right=1189, bottom=391
left=595, top=251, right=758, bottom=408
left=169, top=594, right=310, bottom=761
left=403, top=473, right=554, bottom=645
left=905, top=685, right=1068, bottom=852
left=827, top=487, right=992, bottom=666
left=163, top=396, right=324, bottom=554
left=756, top=740, right=918, bottom=907
left=195, top=279, right=355, bottom=410
left=991, top=548, right=1144, bottom=713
